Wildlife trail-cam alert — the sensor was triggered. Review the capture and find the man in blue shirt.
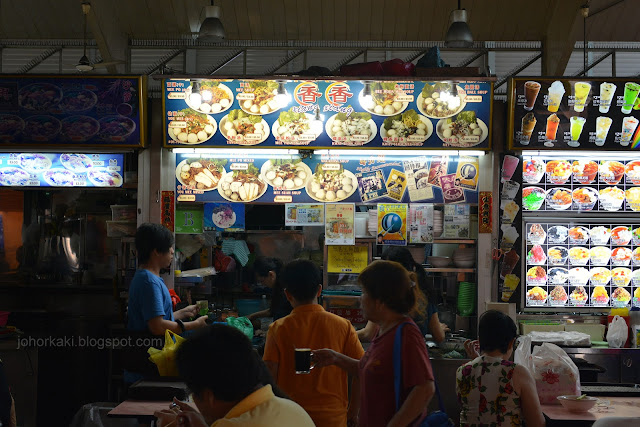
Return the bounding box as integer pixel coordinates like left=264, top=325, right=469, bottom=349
left=128, top=223, right=208, bottom=335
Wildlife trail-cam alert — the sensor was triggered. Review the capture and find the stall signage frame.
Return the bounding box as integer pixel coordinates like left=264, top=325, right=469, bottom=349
left=175, top=206, right=203, bottom=234
left=163, top=77, right=493, bottom=151
left=0, top=75, right=146, bottom=148
left=327, top=245, right=369, bottom=273
left=508, top=77, right=640, bottom=150
left=0, top=152, right=124, bottom=188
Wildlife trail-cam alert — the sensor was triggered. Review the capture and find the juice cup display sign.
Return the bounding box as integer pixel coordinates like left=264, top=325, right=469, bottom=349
left=621, top=116, right=639, bottom=146
left=599, top=82, right=616, bottom=113
left=524, top=81, right=541, bottom=111
left=547, top=81, right=565, bottom=113
left=501, top=155, right=520, bottom=182
left=595, top=116, right=613, bottom=146
left=573, top=82, right=591, bottom=112
left=520, top=112, right=536, bottom=145
left=546, top=114, right=560, bottom=141
left=568, top=116, right=586, bottom=147
left=622, top=82, right=640, bottom=114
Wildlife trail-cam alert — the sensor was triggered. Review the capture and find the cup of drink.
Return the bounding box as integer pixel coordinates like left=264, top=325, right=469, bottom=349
left=595, top=116, right=613, bottom=146
left=295, top=348, right=314, bottom=374
left=621, top=116, right=639, bottom=146
left=520, top=112, right=536, bottom=145
left=568, top=116, right=586, bottom=147
left=524, top=81, right=541, bottom=111
left=547, top=80, right=565, bottom=113
left=599, top=82, right=616, bottom=113
left=501, top=155, right=520, bottom=182
left=500, top=249, right=521, bottom=279
left=622, top=82, right=640, bottom=114
left=545, top=113, right=560, bottom=146
left=573, top=82, right=591, bottom=112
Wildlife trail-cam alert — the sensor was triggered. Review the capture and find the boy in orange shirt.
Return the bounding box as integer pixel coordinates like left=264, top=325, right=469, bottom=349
left=263, top=259, right=364, bottom=427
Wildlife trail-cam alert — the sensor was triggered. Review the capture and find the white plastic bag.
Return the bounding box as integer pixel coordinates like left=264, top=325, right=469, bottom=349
left=606, top=315, right=628, bottom=348
left=514, top=335, right=534, bottom=374
left=531, top=343, right=580, bottom=404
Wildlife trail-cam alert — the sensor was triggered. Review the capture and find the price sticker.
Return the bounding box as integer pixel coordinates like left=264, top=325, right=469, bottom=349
left=394, top=95, right=414, bottom=102
left=7, top=159, right=19, bottom=166
left=322, top=163, right=341, bottom=171
left=230, top=163, right=249, bottom=170
left=92, top=161, right=104, bottom=167
left=236, top=93, right=255, bottom=101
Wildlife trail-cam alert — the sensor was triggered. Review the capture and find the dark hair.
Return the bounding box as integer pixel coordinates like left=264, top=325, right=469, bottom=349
left=380, top=247, right=429, bottom=319
left=358, top=260, right=419, bottom=315
left=478, top=310, right=518, bottom=354
left=281, top=259, right=321, bottom=302
left=177, top=324, right=274, bottom=401
left=253, top=256, right=283, bottom=277
left=135, top=223, right=174, bottom=264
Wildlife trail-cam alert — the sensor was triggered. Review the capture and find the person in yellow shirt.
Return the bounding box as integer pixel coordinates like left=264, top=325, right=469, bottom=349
left=263, top=259, right=365, bottom=427
left=163, top=324, right=314, bottom=427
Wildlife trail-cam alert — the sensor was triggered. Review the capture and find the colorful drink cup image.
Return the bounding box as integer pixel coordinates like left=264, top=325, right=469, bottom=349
left=294, top=348, right=314, bottom=374
left=599, top=82, right=616, bottom=113
left=500, top=249, right=520, bottom=279
left=522, top=186, right=546, bottom=210
left=568, top=116, right=586, bottom=147
left=622, top=82, right=640, bottom=114
left=621, top=116, right=639, bottom=146
left=501, top=155, right=520, bottom=182
left=595, top=116, right=613, bottom=146
left=547, top=80, right=565, bottom=113
left=524, top=81, right=541, bottom=111
left=573, top=82, right=591, bottom=112
left=520, top=112, right=536, bottom=145
left=545, top=113, right=560, bottom=147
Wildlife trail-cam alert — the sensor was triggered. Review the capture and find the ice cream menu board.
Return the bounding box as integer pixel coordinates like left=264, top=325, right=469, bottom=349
left=0, top=75, right=144, bottom=147
left=175, top=152, right=479, bottom=204
left=521, top=156, right=640, bottom=213
left=509, top=77, right=640, bottom=150
left=164, top=78, right=493, bottom=150
left=524, top=220, right=640, bottom=309
left=0, top=152, right=124, bottom=187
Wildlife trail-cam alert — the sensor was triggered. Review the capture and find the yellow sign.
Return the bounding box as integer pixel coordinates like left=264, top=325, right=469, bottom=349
left=327, top=245, right=369, bottom=273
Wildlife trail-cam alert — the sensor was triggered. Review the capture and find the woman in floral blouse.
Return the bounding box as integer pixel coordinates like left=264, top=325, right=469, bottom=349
left=455, top=310, right=544, bottom=427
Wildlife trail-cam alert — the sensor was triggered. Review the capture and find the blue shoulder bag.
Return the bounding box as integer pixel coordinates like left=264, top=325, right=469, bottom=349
left=393, top=322, right=454, bottom=427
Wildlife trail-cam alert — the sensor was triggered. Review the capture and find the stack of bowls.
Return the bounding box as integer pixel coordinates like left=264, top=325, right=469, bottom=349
left=457, top=281, right=476, bottom=316
left=453, top=247, right=476, bottom=268
left=367, top=210, right=378, bottom=236
left=434, top=210, right=444, bottom=237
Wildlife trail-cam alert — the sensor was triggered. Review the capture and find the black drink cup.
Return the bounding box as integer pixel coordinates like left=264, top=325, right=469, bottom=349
left=295, top=348, right=313, bottom=374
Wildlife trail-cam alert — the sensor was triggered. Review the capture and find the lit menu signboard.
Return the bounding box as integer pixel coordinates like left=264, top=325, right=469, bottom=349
left=0, top=153, right=124, bottom=187
left=509, top=77, right=640, bottom=150
left=163, top=78, right=493, bottom=150
left=0, top=75, right=145, bottom=148
left=175, top=152, right=479, bottom=204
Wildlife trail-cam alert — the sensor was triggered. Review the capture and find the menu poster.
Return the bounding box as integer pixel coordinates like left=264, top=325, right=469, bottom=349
left=509, top=77, right=640, bottom=150
left=455, top=156, right=480, bottom=190
left=377, top=203, right=408, bottom=246
left=409, top=204, right=434, bottom=244
left=285, top=203, right=324, bottom=226
left=176, top=153, right=479, bottom=204
left=428, top=156, right=449, bottom=186
left=0, top=75, right=144, bottom=147
left=204, top=203, right=245, bottom=232
left=0, top=152, right=124, bottom=188
left=327, top=245, right=369, bottom=273
left=325, top=203, right=355, bottom=245
left=175, top=205, right=204, bottom=234
left=164, top=78, right=493, bottom=150
left=439, top=173, right=466, bottom=204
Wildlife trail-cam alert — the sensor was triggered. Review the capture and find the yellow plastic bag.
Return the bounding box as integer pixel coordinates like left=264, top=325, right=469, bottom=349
left=148, top=329, right=185, bottom=376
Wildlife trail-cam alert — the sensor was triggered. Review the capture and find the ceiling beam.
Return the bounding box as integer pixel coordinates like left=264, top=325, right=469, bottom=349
left=202, top=49, right=245, bottom=75
left=495, top=53, right=543, bottom=90
left=542, top=0, right=584, bottom=76
left=143, top=49, right=186, bottom=75
left=572, top=50, right=614, bottom=76
left=332, top=50, right=366, bottom=73
left=17, top=47, right=63, bottom=74
left=263, top=50, right=305, bottom=75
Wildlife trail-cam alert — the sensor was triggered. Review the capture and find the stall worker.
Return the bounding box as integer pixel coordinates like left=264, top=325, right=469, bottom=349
left=247, top=257, right=293, bottom=324
left=263, top=259, right=364, bottom=427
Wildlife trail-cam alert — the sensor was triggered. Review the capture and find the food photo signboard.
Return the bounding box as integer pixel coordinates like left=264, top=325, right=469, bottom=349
left=0, top=152, right=124, bottom=188
left=0, top=75, right=145, bottom=148
left=163, top=78, right=493, bottom=150
left=175, top=152, right=479, bottom=204
left=508, top=77, right=640, bottom=150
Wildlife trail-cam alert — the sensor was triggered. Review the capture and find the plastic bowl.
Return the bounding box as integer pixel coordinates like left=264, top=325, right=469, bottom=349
left=557, top=395, right=598, bottom=413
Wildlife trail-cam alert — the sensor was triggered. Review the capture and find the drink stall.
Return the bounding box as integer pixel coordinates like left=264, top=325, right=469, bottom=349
left=0, top=74, right=146, bottom=425
left=161, top=77, right=495, bottom=336
left=499, top=77, right=640, bottom=384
